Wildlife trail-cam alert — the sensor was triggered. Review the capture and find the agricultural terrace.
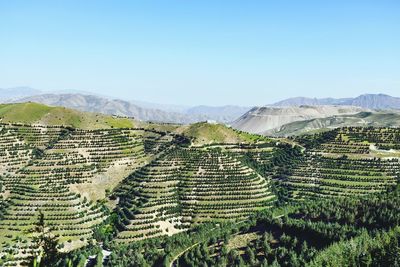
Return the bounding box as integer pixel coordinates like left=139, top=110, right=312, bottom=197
left=113, top=146, right=276, bottom=243
left=0, top=123, right=182, bottom=266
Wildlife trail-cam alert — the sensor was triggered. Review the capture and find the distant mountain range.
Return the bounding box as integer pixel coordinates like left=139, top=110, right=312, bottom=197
left=0, top=87, right=42, bottom=102
left=232, top=105, right=400, bottom=137
left=15, top=93, right=193, bottom=123
left=3, top=87, right=400, bottom=131
left=0, top=87, right=249, bottom=124
left=184, top=105, right=250, bottom=122
left=271, top=94, right=400, bottom=109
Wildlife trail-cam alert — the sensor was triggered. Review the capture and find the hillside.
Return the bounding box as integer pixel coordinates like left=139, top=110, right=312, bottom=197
left=272, top=93, right=400, bottom=110
left=169, top=187, right=400, bottom=267
left=0, top=104, right=399, bottom=266
left=175, top=122, right=268, bottom=145
left=0, top=102, right=134, bottom=129
left=0, top=125, right=276, bottom=265
left=232, top=105, right=364, bottom=134
left=265, top=111, right=400, bottom=136
left=0, top=121, right=187, bottom=265
left=114, top=147, right=275, bottom=242
left=103, top=125, right=400, bottom=266
left=4, top=0, right=400, bottom=265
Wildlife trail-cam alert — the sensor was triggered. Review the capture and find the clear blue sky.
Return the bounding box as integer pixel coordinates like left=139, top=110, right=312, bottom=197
left=1, top=1, right=399, bottom=106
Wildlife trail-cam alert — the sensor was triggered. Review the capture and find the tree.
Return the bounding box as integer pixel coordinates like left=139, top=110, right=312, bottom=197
left=245, top=246, right=256, bottom=266
left=227, top=249, right=240, bottom=266
left=29, top=210, right=59, bottom=266
left=32, top=148, right=44, bottom=159
left=95, top=251, right=103, bottom=267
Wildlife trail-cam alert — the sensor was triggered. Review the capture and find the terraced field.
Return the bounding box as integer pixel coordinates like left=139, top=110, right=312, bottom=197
left=285, top=154, right=399, bottom=200
left=0, top=123, right=181, bottom=265
left=302, top=127, right=400, bottom=154
left=286, top=127, right=400, bottom=200
left=114, top=147, right=275, bottom=243
left=1, top=112, right=400, bottom=267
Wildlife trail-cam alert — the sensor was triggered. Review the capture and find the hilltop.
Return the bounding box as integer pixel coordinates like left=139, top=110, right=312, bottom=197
left=0, top=102, right=134, bottom=129
left=174, top=121, right=268, bottom=145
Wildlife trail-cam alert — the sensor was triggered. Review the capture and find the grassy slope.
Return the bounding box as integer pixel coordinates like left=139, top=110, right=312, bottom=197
left=175, top=122, right=269, bottom=145
left=0, top=102, right=134, bottom=129
left=0, top=103, right=265, bottom=143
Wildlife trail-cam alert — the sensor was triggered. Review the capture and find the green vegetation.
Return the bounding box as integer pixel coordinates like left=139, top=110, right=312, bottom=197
left=113, top=147, right=275, bottom=243
left=309, top=227, right=400, bottom=267
left=172, top=185, right=400, bottom=267
left=0, top=102, right=135, bottom=129
left=55, top=184, right=399, bottom=267
left=0, top=121, right=185, bottom=265
left=0, top=103, right=53, bottom=123
left=176, top=122, right=269, bottom=146
left=28, top=211, right=60, bottom=266
left=0, top=104, right=399, bottom=266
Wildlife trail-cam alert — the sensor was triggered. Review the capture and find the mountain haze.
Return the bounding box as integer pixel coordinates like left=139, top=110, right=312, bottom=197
left=348, top=94, right=400, bottom=109
left=265, top=111, right=400, bottom=136
left=185, top=105, right=250, bottom=122
left=232, top=105, right=365, bottom=134
left=0, top=87, right=42, bottom=102
left=15, top=93, right=250, bottom=124
left=16, top=93, right=192, bottom=123
left=272, top=93, right=400, bottom=109
left=272, top=96, right=351, bottom=106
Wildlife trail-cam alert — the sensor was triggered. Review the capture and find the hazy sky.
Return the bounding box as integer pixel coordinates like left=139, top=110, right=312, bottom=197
left=1, top=1, right=399, bottom=106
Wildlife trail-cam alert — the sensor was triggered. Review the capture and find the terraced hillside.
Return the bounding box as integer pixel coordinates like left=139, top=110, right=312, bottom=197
left=298, top=127, right=400, bottom=154
left=0, top=122, right=183, bottom=266
left=1, top=104, right=400, bottom=267
left=174, top=186, right=400, bottom=267
left=284, top=154, right=398, bottom=200
left=113, top=147, right=275, bottom=243
left=283, top=127, right=400, bottom=200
